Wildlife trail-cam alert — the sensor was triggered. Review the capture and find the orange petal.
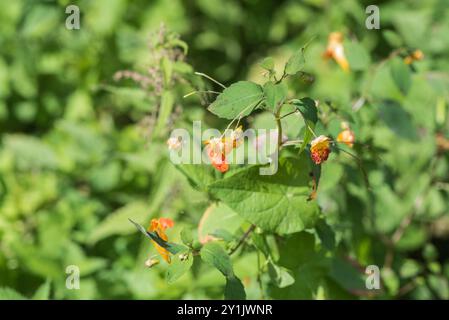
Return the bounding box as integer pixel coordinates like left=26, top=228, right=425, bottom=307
left=334, top=54, right=350, bottom=72
left=152, top=242, right=171, bottom=263
left=212, top=158, right=229, bottom=173
left=158, top=218, right=174, bottom=230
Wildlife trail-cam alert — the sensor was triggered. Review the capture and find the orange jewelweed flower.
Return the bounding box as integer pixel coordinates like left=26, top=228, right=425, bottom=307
left=204, top=137, right=229, bottom=173
left=336, top=122, right=355, bottom=148
left=324, top=32, right=350, bottom=72
left=310, top=135, right=331, bottom=165
left=148, top=217, right=174, bottom=263
left=204, top=126, right=243, bottom=173
left=404, top=50, right=424, bottom=65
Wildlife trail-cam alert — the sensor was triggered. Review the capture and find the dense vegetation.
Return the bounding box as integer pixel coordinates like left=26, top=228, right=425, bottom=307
left=0, top=0, right=448, bottom=300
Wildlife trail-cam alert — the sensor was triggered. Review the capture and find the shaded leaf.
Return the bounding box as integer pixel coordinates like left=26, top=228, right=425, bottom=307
left=0, top=287, right=26, bottom=300
left=166, top=253, right=194, bottom=284
left=390, top=57, right=412, bottom=95
left=225, top=276, right=246, bottom=300
left=263, top=82, right=288, bottom=112
left=260, top=57, right=274, bottom=71
left=285, top=46, right=307, bottom=75
left=290, top=98, right=318, bottom=155
left=32, top=280, right=51, bottom=300
left=200, top=242, right=233, bottom=277
left=346, top=42, right=371, bottom=71
left=208, top=81, right=263, bottom=119
left=208, top=156, right=320, bottom=234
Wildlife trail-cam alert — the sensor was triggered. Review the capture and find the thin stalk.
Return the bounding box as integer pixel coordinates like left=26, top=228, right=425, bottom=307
left=195, top=72, right=226, bottom=89
left=274, top=103, right=285, bottom=148
left=183, top=90, right=221, bottom=98
left=229, top=224, right=256, bottom=256
left=280, top=110, right=299, bottom=119
left=257, top=251, right=265, bottom=299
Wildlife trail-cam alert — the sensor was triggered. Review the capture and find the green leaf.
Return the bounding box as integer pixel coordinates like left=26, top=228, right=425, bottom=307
left=208, top=81, right=263, bottom=119
left=32, top=280, right=51, bottom=300
left=378, top=100, right=417, bottom=140
left=88, top=164, right=176, bottom=244
left=390, top=57, right=412, bottom=95
left=400, top=259, right=422, bottom=279
left=428, top=275, right=449, bottom=299
left=276, top=232, right=316, bottom=269
left=169, top=38, right=188, bottom=55
left=180, top=228, right=194, bottom=246
left=198, top=203, right=243, bottom=243
left=270, top=232, right=329, bottom=299
left=88, top=201, right=150, bottom=244
left=200, top=242, right=234, bottom=277
left=382, top=268, right=400, bottom=295
left=345, top=42, right=371, bottom=71
left=251, top=233, right=271, bottom=258
left=0, top=287, right=27, bottom=300
left=315, top=219, right=336, bottom=251
left=3, top=134, right=58, bottom=170
left=210, top=229, right=236, bottom=242
left=285, top=46, right=307, bottom=75
left=268, top=262, right=295, bottom=288
left=291, top=98, right=317, bottom=125
left=291, top=97, right=318, bottom=155
left=153, top=90, right=175, bottom=136
left=166, top=253, right=194, bottom=284
left=383, top=30, right=403, bottom=47
left=329, top=258, right=366, bottom=293
left=161, top=57, right=173, bottom=87
left=260, top=57, right=274, bottom=71
left=225, top=276, right=246, bottom=300
left=208, top=156, right=320, bottom=234
left=263, top=82, right=288, bottom=112
left=200, top=242, right=246, bottom=300
left=176, top=164, right=216, bottom=192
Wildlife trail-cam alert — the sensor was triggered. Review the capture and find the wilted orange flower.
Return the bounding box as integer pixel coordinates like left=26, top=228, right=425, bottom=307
left=324, top=32, right=350, bottom=72
left=336, top=122, right=355, bottom=147
left=148, top=217, right=174, bottom=263
left=404, top=50, right=424, bottom=65
left=204, top=126, right=243, bottom=173
left=310, top=135, right=331, bottom=165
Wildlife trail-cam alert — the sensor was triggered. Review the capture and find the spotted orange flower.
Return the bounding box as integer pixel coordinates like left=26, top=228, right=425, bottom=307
left=324, top=32, right=350, bottom=72
left=310, top=135, right=331, bottom=165
left=148, top=217, right=174, bottom=263
left=336, top=122, right=355, bottom=148
left=205, top=137, right=229, bottom=173
left=204, top=126, right=243, bottom=173
left=404, top=50, right=424, bottom=65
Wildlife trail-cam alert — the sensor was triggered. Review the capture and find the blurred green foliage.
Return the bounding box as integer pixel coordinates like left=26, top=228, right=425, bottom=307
left=0, top=0, right=449, bottom=300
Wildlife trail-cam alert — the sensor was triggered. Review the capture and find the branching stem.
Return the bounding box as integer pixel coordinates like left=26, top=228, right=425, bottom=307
left=229, top=224, right=256, bottom=256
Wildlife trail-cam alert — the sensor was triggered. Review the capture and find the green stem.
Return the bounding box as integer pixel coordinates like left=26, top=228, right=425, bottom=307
left=274, top=103, right=285, bottom=148
left=279, top=110, right=298, bottom=119
left=229, top=224, right=256, bottom=256
left=275, top=116, right=282, bottom=148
